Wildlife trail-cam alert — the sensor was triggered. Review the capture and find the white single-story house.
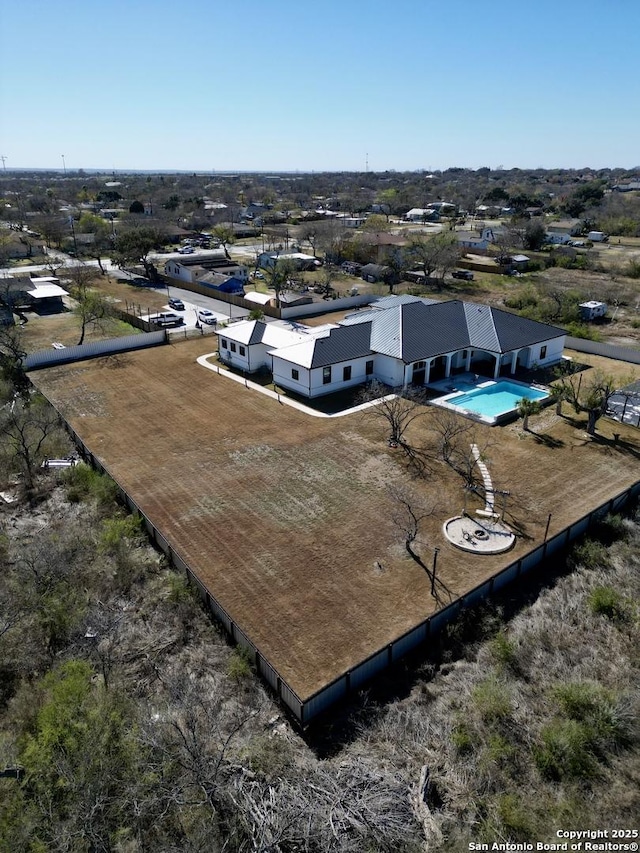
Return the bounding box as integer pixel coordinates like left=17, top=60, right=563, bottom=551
left=164, top=256, right=248, bottom=284
left=405, top=208, right=440, bottom=222
left=257, top=252, right=320, bottom=271
left=215, top=295, right=566, bottom=399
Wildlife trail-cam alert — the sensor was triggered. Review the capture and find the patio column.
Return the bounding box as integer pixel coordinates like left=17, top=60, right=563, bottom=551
left=493, top=355, right=501, bottom=379
left=425, top=359, right=432, bottom=384
left=465, top=350, right=472, bottom=371
left=510, top=350, right=518, bottom=374
left=445, top=354, right=453, bottom=378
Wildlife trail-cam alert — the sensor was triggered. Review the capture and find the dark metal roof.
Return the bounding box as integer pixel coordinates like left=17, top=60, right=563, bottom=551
left=339, top=299, right=566, bottom=364
left=491, top=308, right=565, bottom=351
left=309, top=323, right=373, bottom=369
left=248, top=321, right=268, bottom=346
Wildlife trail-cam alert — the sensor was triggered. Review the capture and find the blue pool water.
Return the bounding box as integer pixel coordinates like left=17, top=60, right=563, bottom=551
left=450, top=381, right=548, bottom=418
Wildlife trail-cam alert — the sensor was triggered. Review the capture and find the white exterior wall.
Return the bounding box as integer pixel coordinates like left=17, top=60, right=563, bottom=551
left=164, top=262, right=193, bottom=283
left=529, top=336, right=565, bottom=367
left=218, top=337, right=251, bottom=372
left=308, top=356, right=374, bottom=397
left=271, top=357, right=312, bottom=395
left=372, top=354, right=405, bottom=387
left=273, top=355, right=375, bottom=398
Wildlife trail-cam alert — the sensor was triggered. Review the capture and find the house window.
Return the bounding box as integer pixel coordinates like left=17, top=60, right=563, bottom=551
left=462, top=350, right=468, bottom=359
left=292, top=368, right=299, bottom=381
left=322, top=366, right=332, bottom=385
left=343, top=365, right=352, bottom=381
left=366, top=359, right=374, bottom=376
left=239, top=346, right=246, bottom=356
left=230, top=342, right=237, bottom=353
left=540, top=346, right=547, bottom=359
left=221, top=339, right=228, bottom=349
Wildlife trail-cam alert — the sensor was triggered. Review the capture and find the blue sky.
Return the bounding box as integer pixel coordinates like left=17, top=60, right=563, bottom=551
left=1, top=0, right=639, bottom=172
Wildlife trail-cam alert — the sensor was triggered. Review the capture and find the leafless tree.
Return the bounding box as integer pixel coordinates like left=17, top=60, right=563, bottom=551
left=359, top=381, right=428, bottom=447
left=0, top=393, right=62, bottom=491
left=67, top=264, right=114, bottom=345
left=555, top=369, right=628, bottom=435
left=388, top=484, right=452, bottom=607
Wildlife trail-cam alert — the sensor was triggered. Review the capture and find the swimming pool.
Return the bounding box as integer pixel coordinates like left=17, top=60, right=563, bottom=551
left=436, top=379, right=549, bottom=423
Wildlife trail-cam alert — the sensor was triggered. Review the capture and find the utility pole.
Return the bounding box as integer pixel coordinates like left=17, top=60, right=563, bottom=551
left=61, top=154, right=66, bottom=175
left=0, top=156, right=7, bottom=172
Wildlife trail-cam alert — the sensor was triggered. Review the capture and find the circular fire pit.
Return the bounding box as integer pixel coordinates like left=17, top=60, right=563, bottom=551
left=443, top=516, right=516, bottom=554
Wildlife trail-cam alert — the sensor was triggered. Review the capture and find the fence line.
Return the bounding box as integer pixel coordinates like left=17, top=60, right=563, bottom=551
left=55, top=416, right=640, bottom=726
left=25, top=330, right=167, bottom=371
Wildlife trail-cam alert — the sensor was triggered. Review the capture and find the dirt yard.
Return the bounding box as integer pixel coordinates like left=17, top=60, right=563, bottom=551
left=31, top=340, right=640, bottom=701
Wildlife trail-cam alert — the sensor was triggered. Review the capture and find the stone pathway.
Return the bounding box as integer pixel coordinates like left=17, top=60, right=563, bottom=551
left=471, top=443, right=494, bottom=514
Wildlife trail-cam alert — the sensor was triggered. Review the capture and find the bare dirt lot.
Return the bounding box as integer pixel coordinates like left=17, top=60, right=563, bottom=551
left=31, top=340, right=640, bottom=701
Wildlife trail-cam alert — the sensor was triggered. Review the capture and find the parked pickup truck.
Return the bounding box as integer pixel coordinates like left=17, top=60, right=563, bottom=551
left=150, top=312, right=184, bottom=328
left=452, top=269, right=474, bottom=281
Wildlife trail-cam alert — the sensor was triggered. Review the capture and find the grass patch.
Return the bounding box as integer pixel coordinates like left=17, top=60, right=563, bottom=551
left=63, top=463, right=119, bottom=509
left=472, top=679, right=512, bottom=723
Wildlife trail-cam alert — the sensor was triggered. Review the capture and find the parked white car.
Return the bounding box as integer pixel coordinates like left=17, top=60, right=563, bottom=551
left=197, top=309, right=217, bottom=326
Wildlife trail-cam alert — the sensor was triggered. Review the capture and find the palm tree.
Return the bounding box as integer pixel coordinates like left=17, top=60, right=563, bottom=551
left=517, top=397, right=541, bottom=432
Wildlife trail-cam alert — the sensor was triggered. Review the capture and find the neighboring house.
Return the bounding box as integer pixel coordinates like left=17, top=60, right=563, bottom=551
left=579, top=301, right=607, bottom=321
left=456, top=232, right=490, bottom=251
left=257, top=252, right=320, bottom=271
left=455, top=226, right=500, bottom=251
left=546, top=219, right=582, bottom=238
left=405, top=208, right=440, bottom=222
left=198, top=272, right=245, bottom=295
left=427, top=202, right=457, bottom=214
left=336, top=215, right=366, bottom=228
left=612, top=180, right=640, bottom=192
left=0, top=276, right=68, bottom=312
left=361, top=263, right=394, bottom=284
left=164, top=256, right=249, bottom=284
left=2, top=233, right=45, bottom=259
left=216, top=294, right=566, bottom=399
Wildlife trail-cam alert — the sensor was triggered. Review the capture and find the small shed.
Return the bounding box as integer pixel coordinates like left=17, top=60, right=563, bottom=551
left=579, top=301, right=607, bottom=321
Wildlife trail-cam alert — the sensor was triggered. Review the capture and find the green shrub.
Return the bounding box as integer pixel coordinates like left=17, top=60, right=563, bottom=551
left=63, top=464, right=119, bottom=508
left=535, top=718, right=599, bottom=780
left=536, top=682, right=633, bottom=779
left=165, top=572, right=195, bottom=604
left=625, top=260, right=640, bottom=279
left=504, top=287, right=539, bottom=311
left=570, top=538, right=609, bottom=570
left=451, top=721, right=474, bottom=755
left=588, top=586, right=628, bottom=622
left=563, top=322, right=601, bottom=341
left=227, top=646, right=253, bottom=680
left=99, top=514, right=142, bottom=554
